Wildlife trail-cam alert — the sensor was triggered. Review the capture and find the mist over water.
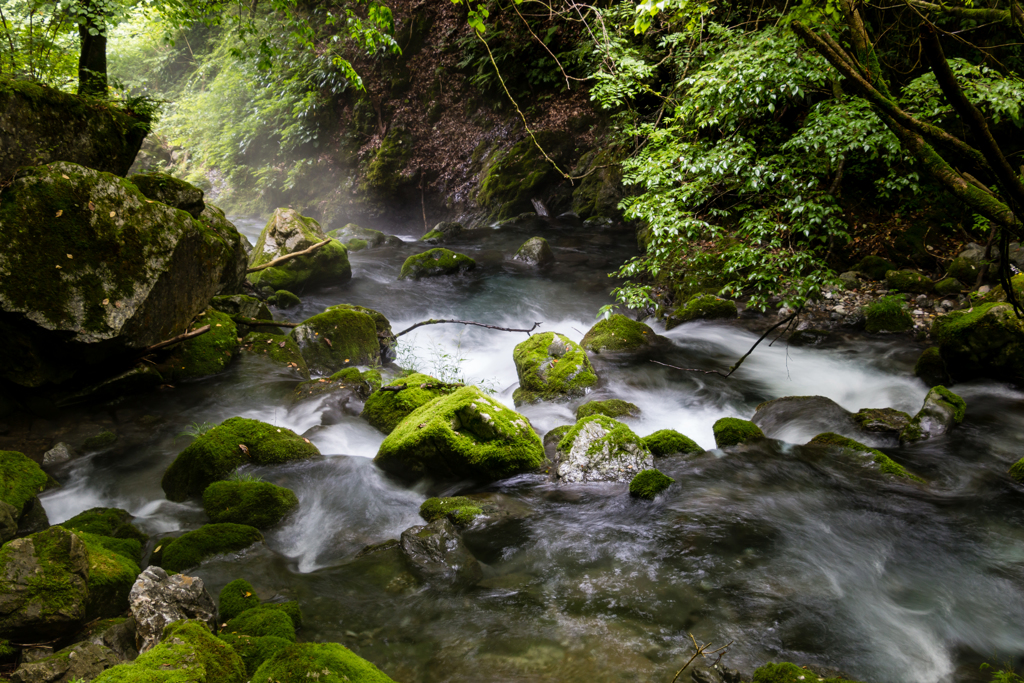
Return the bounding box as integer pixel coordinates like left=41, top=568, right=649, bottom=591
left=40, top=214, right=1024, bottom=682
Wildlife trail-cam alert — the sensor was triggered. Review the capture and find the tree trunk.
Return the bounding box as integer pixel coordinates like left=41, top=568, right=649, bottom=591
left=77, top=17, right=107, bottom=97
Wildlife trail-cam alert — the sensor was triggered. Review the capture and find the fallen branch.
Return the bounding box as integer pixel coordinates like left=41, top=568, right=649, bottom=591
left=246, top=240, right=331, bottom=273
left=140, top=325, right=210, bottom=354
left=231, top=316, right=300, bottom=328
left=671, top=633, right=733, bottom=683
left=380, top=382, right=465, bottom=393
left=395, top=319, right=542, bottom=338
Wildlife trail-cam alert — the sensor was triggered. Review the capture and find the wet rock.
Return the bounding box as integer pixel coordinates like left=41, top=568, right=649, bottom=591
left=713, top=417, right=764, bottom=448
left=290, top=304, right=395, bottom=374
left=96, top=619, right=245, bottom=682
left=211, top=294, right=279, bottom=336
left=851, top=408, right=911, bottom=435
left=543, top=425, right=573, bottom=464
left=420, top=492, right=535, bottom=530
left=10, top=640, right=120, bottom=683
left=240, top=332, right=308, bottom=378
left=575, top=399, right=640, bottom=421
left=62, top=507, right=147, bottom=549
left=267, top=289, right=301, bottom=309
left=82, top=431, right=117, bottom=451
left=691, top=664, right=743, bottom=683
left=158, top=524, right=264, bottom=572
left=77, top=616, right=139, bottom=661
left=399, top=518, right=483, bottom=585
left=361, top=372, right=448, bottom=434
left=0, top=501, right=18, bottom=543
left=752, top=396, right=857, bottom=440
left=512, top=332, right=597, bottom=406
left=913, top=346, right=951, bottom=387
left=246, top=208, right=351, bottom=293
left=787, top=328, right=831, bottom=346
left=202, top=481, right=299, bottom=529
left=513, top=237, right=554, bottom=266
left=399, top=248, right=476, bottom=279
left=329, top=223, right=403, bottom=248
left=580, top=314, right=660, bottom=354
left=129, top=172, right=205, bottom=218
left=157, top=308, right=240, bottom=382
left=807, top=432, right=921, bottom=481
left=0, top=450, right=49, bottom=532
left=294, top=367, right=381, bottom=421
left=72, top=530, right=142, bottom=621
left=642, top=429, right=702, bottom=457
left=931, top=302, right=1024, bottom=384
left=554, top=415, right=652, bottom=483
left=223, top=605, right=295, bottom=642
left=42, top=442, right=73, bottom=466
left=899, top=386, right=966, bottom=444
left=420, top=221, right=464, bottom=244
left=128, top=567, right=217, bottom=652
left=629, top=469, right=674, bottom=499
left=666, top=294, right=737, bottom=330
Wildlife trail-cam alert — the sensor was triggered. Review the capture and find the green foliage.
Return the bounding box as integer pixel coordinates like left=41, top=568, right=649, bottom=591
left=980, top=663, right=1024, bottom=683
left=178, top=422, right=218, bottom=440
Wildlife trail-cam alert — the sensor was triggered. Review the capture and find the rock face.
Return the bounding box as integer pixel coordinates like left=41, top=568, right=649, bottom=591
left=10, top=641, right=120, bottom=683
left=931, top=302, right=1024, bottom=384
left=513, top=237, right=554, bottom=265
left=899, top=386, right=966, bottom=444
left=0, top=78, right=148, bottom=178
left=512, top=332, right=598, bottom=406
left=129, top=172, right=205, bottom=217
left=553, top=415, right=653, bottom=483
left=580, top=314, right=658, bottom=354
left=290, top=304, right=396, bottom=374
left=399, top=248, right=476, bottom=279
left=399, top=518, right=483, bottom=585
left=0, top=527, right=90, bottom=641
left=375, top=386, right=545, bottom=482
left=247, top=208, right=351, bottom=292
left=128, top=567, right=217, bottom=653
left=0, top=162, right=246, bottom=388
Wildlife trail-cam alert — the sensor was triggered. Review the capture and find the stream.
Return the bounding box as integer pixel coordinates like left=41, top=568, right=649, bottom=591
left=37, top=214, right=1024, bottom=683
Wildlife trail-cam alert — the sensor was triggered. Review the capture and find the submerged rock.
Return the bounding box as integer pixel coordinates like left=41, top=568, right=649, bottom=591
left=580, top=314, right=659, bottom=354
left=399, top=248, right=476, bottom=279
left=291, top=304, right=395, bottom=375
left=129, top=172, right=205, bottom=217
left=96, top=619, right=245, bottom=681
left=899, top=386, right=966, bottom=444
left=851, top=408, right=911, bottom=435
left=399, top=518, right=483, bottom=585
left=247, top=208, right=351, bottom=293
left=554, top=415, right=653, bottom=483
left=202, top=481, right=299, bottom=529
left=642, top=429, right=702, bottom=457
left=713, top=417, right=765, bottom=447
left=629, top=469, right=674, bottom=499
left=512, top=332, right=598, bottom=406
left=361, top=373, right=449, bottom=434
left=931, top=302, right=1024, bottom=384
left=252, top=642, right=397, bottom=683
left=752, top=396, right=858, bottom=440
left=807, top=432, right=921, bottom=481
left=513, top=237, right=554, bottom=266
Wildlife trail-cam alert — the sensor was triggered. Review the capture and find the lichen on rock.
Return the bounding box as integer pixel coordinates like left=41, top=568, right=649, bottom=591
left=554, top=415, right=653, bottom=483
left=512, top=332, right=597, bottom=406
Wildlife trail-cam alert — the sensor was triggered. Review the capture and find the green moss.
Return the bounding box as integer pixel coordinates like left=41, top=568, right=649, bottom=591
left=295, top=367, right=381, bottom=401
left=1009, top=457, right=1024, bottom=483
left=218, top=579, right=261, bottom=623
left=575, top=399, right=640, bottom=420
left=361, top=373, right=449, bottom=434
left=420, top=230, right=443, bottom=241
left=161, top=417, right=320, bottom=501
left=712, top=417, right=765, bottom=447
left=934, top=277, right=963, bottom=297
left=512, top=332, right=598, bottom=406
left=218, top=633, right=292, bottom=677
left=329, top=224, right=396, bottom=248
left=247, top=209, right=351, bottom=292
left=268, top=289, right=301, bottom=309
left=629, top=469, right=674, bottom=499
left=930, top=385, right=967, bottom=423
left=399, top=248, right=476, bottom=280
left=753, top=662, right=866, bottom=683
left=375, top=386, right=545, bottom=482
left=913, top=347, right=949, bottom=387
left=129, top=173, right=204, bottom=217
left=0, top=451, right=48, bottom=514
left=346, top=238, right=369, bottom=251
left=851, top=408, right=911, bottom=434
left=475, top=132, right=565, bottom=221
left=669, top=294, right=737, bottom=328
left=361, top=126, right=413, bottom=194
left=931, top=302, right=1024, bottom=383
left=159, top=524, right=264, bottom=573
left=252, top=641, right=397, bottom=683
left=67, top=530, right=140, bottom=620
left=853, top=255, right=897, bottom=280
left=240, top=332, right=308, bottom=377
left=580, top=314, right=655, bottom=353
left=557, top=414, right=650, bottom=461
left=290, top=304, right=394, bottom=373
left=202, top=480, right=299, bottom=529
left=946, top=257, right=980, bottom=283
left=82, top=431, right=118, bottom=450
left=223, top=605, right=296, bottom=642
left=419, top=497, right=483, bottom=526
left=863, top=295, right=913, bottom=333
left=808, top=432, right=923, bottom=482
left=165, top=309, right=240, bottom=381
left=262, top=601, right=302, bottom=630
left=885, top=269, right=933, bottom=294
left=642, top=429, right=702, bottom=456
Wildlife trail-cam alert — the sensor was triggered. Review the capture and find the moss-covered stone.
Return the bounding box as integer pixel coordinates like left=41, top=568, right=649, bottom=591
left=223, top=605, right=296, bottom=642
left=291, top=304, right=395, bottom=375
left=934, top=277, right=963, bottom=297
left=129, top=172, right=205, bottom=218
left=162, top=308, right=240, bottom=381
left=851, top=408, right=911, bottom=434
left=808, top=432, right=922, bottom=482
left=575, top=399, right=640, bottom=420
left=361, top=126, right=413, bottom=195
left=211, top=294, right=278, bottom=336
left=712, top=417, right=764, bottom=447
left=252, top=641, right=397, bottom=683
left=642, top=429, right=702, bottom=456
left=268, top=289, right=301, bottom=309
left=899, top=385, right=966, bottom=444
left=946, top=256, right=980, bottom=283
left=240, top=331, right=309, bottom=378
left=62, top=507, right=147, bottom=559
left=218, top=633, right=292, bottom=677
left=218, top=578, right=260, bottom=623
left=629, top=469, right=674, bottom=499
left=161, top=417, right=320, bottom=501
left=71, top=530, right=140, bottom=620
left=1009, top=457, right=1024, bottom=483
left=853, top=255, right=897, bottom=280
left=753, top=661, right=865, bottom=683
left=580, top=314, right=656, bottom=354
left=295, top=367, right=381, bottom=403
left=82, top=430, right=118, bottom=450
left=667, top=294, right=737, bottom=329
left=931, top=302, right=1024, bottom=383
left=247, top=208, right=351, bottom=292
left=361, top=373, right=450, bottom=434
left=420, top=221, right=463, bottom=244
left=512, top=332, right=598, bottom=406
left=863, top=295, right=913, bottom=333
left=329, top=224, right=402, bottom=248
left=885, top=269, right=933, bottom=294
left=399, top=248, right=476, bottom=280
left=913, top=346, right=950, bottom=387
left=475, top=132, right=571, bottom=221
left=346, top=238, right=370, bottom=252
left=159, top=524, right=264, bottom=572
left=419, top=496, right=483, bottom=526
left=375, top=386, right=545, bottom=482
left=555, top=415, right=653, bottom=483
left=513, top=237, right=554, bottom=266
left=202, top=480, right=299, bottom=529
left=0, top=450, right=48, bottom=517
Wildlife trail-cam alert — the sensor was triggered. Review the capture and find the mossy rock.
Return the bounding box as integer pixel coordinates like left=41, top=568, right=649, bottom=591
left=555, top=415, right=653, bottom=483
left=399, top=248, right=476, bottom=280
left=70, top=530, right=140, bottom=620
left=933, top=277, right=963, bottom=297
left=360, top=126, right=413, bottom=195
left=629, top=469, right=674, bottom=499
left=851, top=408, right=911, bottom=435
left=361, top=373, right=450, bottom=434
left=296, top=366, right=382, bottom=402
left=899, top=385, right=966, bottom=444
left=290, top=304, right=395, bottom=374
left=94, top=619, right=246, bottom=683
left=570, top=147, right=624, bottom=220
left=160, top=308, right=240, bottom=381
left=885, top=269, right=933, bottom=294
left=252, top=641, right=397, bottom=683
left=808, top=432, right=922, bottom=482
left=863, top=295, right=912, bottom=334
left=82, top=430, right=118, bottom=450
left=420, top=221, right=463, bottom=244
left=62, top=506, right=147, bottom=547
left=513, top=237, right=554, bottom=266
left=202, top=480, right=299, bottom=529
left=931, top=302, right=1024, bottom=383
left=247, top=208, right=351, bottom=292
left=129, top=172, right=205, bottom=218
left=419, top=496, right=483, bottom=526
left=946, top=256, right=980, bottom=283
left=712, top=418, right=764, bottom=448
left=667, top=294, right=737, bottom=329
left=475, top=132, right=569, bottom=221
left=223, top=605, right=296, bottom=642
left=161, top=417, right=320, bottom=501
left=752, top=661, right=865, bottom=683
left=240, top=332, right=309, bottom=378
left=580, top=314, right=656, bottom=354
left=575, top=399, right=640, bottom=421
left=375, top=385, right=545, bottom=482
left=0, top=450, right=49, bottom=518
left=512, top=332, right=598, bottom=406
left=211, top=294, right=279, bottom=336
left=346, top=238, right=370, bottom=252
left=329, top=224, right=402, bottom=248
left=268, top=289, right=301, bottom=309
left=218, top=578, right=261, bottom=623
left=218, top=633, right=292, bottom=677
left=853, top=255, right=897, bottom=280
left=159, top=524, right=264, bottom=572
left=642, top=429, right=702, bottom=457
left=913, top=346, right=950, bottom=387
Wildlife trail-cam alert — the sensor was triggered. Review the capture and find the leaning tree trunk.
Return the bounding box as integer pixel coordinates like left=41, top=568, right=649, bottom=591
left=77, top=12, right=107, bottom=97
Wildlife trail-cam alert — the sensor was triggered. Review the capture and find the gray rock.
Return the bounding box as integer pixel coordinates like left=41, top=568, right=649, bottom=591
left=246, top=208, right=351, bottom=292
left=900, top=387, right=966, bottom=445
left=10, top=641, right=120, bottom=683
left=959, top=242, right=988, bottom=264
left=128, top=566, right=217, bottom=653
left=513, top=237, right=554, bottom=266
left=400, top=518, right=483, bottom=585
left=82, top=616, right=139, bottom=661
left=421, top=221, right=464, bottom=244
left=838, top=271, right=862, bottom=290
left=42, top=443, right=73, bottom=467
left=753, top=395, right=858, bottom=442
left=554, top=415, right=652, bottom=483
left=129, top=172, right=205, bottom=218
left=852, top=407, right=911, bottom=435
left=16, top=497, right=50, bottom=537
left=0, top=501, right=18, bottom=543
left=211, top=294, right=279, bottom=336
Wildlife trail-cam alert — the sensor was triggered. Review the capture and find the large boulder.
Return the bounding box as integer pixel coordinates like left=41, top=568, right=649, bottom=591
left=10, top=640, right=120, bottom=683
left=580, top=314, right=659, bottom=354
left=0, top=162, right=246, bottom=388
left=399, top=518, right=483, bottom=585
left=202, top=481, right=299, bottom=529
left=374, top=386, right=545, bottom=482
left=161, top=417, right=320, bottom=501
left=899, top=386, right=966, bottom=445
left=128, top=172, right=205, bottom=217
left=931, top=302, right=1024, bottom=384
left=512, top=332, right=598, bottom=406
left=399, top=248, right=476, bottom=280
left=247, top=208, right=351, bottom=292
left=252, top=642, right=397, bottom=683
left=361, top=373, right=450, bottom=434
left=0, top=527, right=90, bottom=641
left=513, top=237, right=554, bottom=266
left=71, top=530, right=141, bottom=621
left=290, top=304, right=395, bottom=374
left=128, top=567, right=217, bottom=653
left=553, top=415, right=653, bottom=483
left=95, top=619, right=245, bottom=682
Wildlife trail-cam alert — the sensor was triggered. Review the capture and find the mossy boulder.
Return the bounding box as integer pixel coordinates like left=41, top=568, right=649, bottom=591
left=202, top=480, right=299, bottom=529
left=129, top=172, right=205, bottom=218
left=247, top=208, right=351, bottom=292
left=934, top=277, right=963, bottom=297
left=159, top=524, right=264, bottom=572
left=667, top=294, right=737, bottom=329
left=512, top=332, right=598, bottom=406
left=161, top=417, right=320, bottom=501
left=851, top=408, right=911, bottom=435
left=420, top=221, right=464, bottom=244
left=375, top=385, right=545, bottom=482
left=361, top=373, right=449, bottom=434
left=268, top=289, right=301, bottom=309
left=218, top=579, right=261, bottom=623
left=885, top=269, right=933, bottom=294
left=211, top=294, right=278, bottom=336
left=290, top=304, right=395, bottom=375
left=223, top=605, right=296, bottom=641
left=946, top=256, right=980, bottom=283
left=8, top=639, right=120, bottom=683
left=575, top=399, right=640, bottom=421
left=913, top=346, right=950, bottom=387
left=252, top=641, right=397, bottom=683
left=0, top=450, right=49, bottom=524
left=218, top=632, right=292, bottom=677
left=328, top=223, right=402, bottom=248
left=808, top=432, right=922, bottom=481
left=931, top=302, right=1024, bottom=384
left=0, top=162, right=245, bottom=388
left=580, top=314, right=658, bottom=354
left=83, top=430, right=118, bottom=450
left=712, top=418, right=765, bottom=447
left=554, top=415, right=653, bottom=483
left=513, top=237, right=554, bottom=266
left=360, top=126, right=413, bottom=195
left=240, top=331, right=308, bottom=377
left=419, top=496, right=484, bottom=527
left=72, top=530, right=141, bottom=620
left=899, top=385, right=966, bottom=445
left=853, top=255, right=897, bottom=280
left=62, top=507, right=146, bottom=543
left=752, top=661, right=865, bottom=683
left=161, top=308, right=240, bottom=381
left=642, top=429, right=702, bottom=457
left=399, top=248, right=476, bottom=280
left=94, top=619, right=246, bottom=683
left=629, top=469, right=674, bottom=499
left=863, top=295, right=913, bottom=333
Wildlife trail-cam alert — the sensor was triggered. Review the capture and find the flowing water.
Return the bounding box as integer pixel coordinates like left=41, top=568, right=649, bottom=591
left=38, top=215, right=1024, bottom=683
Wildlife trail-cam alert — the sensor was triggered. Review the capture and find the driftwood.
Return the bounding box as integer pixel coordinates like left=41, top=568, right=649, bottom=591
left=140, top=325, right=211, bottom=354
left=380, top=382, right=465, bottom=394
left=231, top=316, right=301, bottom=328
left=246, top=239, right=331, bottom=273
left=395, top=319, right=542, bottom=338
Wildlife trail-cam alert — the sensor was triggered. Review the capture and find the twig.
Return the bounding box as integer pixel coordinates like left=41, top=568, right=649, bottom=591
left=395, top=319, right=542, bottom=337
left=670, top=633, right=734, bottom=683
left=140, top=325, right=210, bottom=354
left=247, top=240, right=331, bottom=273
